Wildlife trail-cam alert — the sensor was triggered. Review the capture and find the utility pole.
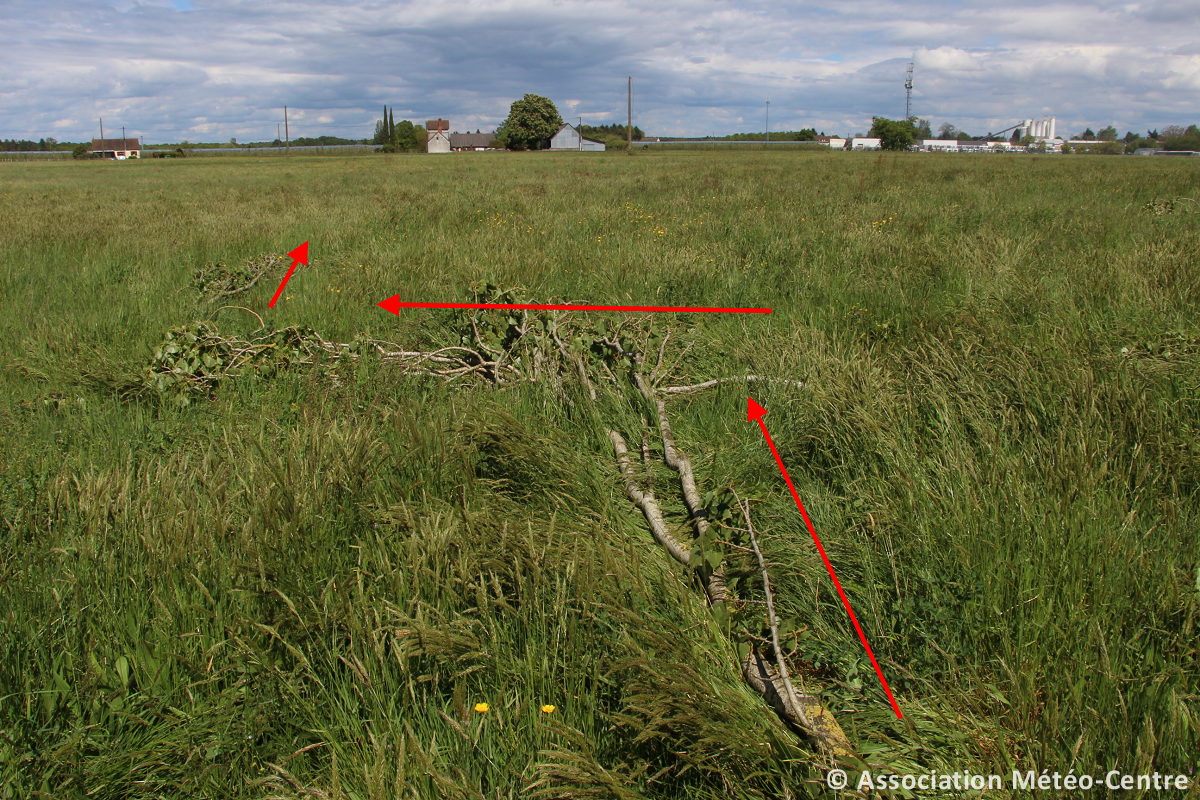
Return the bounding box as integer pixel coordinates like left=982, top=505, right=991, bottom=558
left=765, top=97, right=770, bottom=145
left=627, top=77, right=632, bottom=152
left=285, top=106, right=290, bottom=158
left=579, top=116, right=582, bottom=151
left=122, top=126, right=125, bottom=149
left=99, top=117, right=104, bottom=144
left=277, top=123, right=281, bottom=143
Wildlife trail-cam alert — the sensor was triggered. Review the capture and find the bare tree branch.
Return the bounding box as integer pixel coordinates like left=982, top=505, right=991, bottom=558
left=736, top=494, right=855, bottom=758
left=608, top=429, right=691, bottom=567
left=660, top=376, right=804, bottom=395
left=633, top=374, right=729, bottom=606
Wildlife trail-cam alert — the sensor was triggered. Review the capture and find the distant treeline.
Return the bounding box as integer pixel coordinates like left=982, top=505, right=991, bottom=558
left=721, top=129, right=822, bottom=141
left=268, top=136, right=368, bottom=147
left=1, top=138, right=72, bottom=151
left=580, top=123, right=644, bottom=141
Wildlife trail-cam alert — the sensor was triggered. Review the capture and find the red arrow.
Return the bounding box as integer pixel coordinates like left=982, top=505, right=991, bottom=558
left=376, top=295, right=771, bottom=315
left=268, top=241, right=309, bottom=308
left=747, top=397, right=903, bottom=719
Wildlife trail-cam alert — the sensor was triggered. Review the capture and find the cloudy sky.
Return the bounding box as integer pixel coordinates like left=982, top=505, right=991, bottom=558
left=2, top=0, right=1198, bottom=143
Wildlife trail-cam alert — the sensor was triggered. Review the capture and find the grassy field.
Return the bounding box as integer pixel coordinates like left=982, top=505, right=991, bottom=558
left=1, top=150, right=1198, bottom=798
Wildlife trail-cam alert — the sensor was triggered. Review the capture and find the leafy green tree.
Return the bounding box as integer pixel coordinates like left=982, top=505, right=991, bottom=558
left=868, top=117, right=917, bottom=151
left=497, top=94, right=563, bottom=150
left=374, top=106, right=399, bottom=147
left=911, top=117, right=932, bottom=139
left=1075, top=141, right=1122, bottom=155
left=1159, top=124, right=1200, bottom=151
left=581, top=123, right=643, bottom=141
left=394, top=120, right=420, bottom=151
left=1124, top=136, right=1158, bottom=153
left=937, top=122, right=957, bottom=140
left=373, top=105, right=388, bottom=145
left=375, top=110, right=423, bottom=153
left=1097, top=126, right=1117, bottom=141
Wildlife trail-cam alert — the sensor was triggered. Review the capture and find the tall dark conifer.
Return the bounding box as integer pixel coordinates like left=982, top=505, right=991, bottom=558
left=389, top=109, right=397, bottom=151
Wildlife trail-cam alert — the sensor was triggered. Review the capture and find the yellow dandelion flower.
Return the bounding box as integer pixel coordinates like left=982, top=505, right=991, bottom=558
left=474, top=702, right=489, bottom=713
left=541, top=704, right=556, bottom=714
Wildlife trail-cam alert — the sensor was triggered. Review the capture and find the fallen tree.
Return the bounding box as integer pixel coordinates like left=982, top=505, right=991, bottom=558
left=119, top=284, right=859, bottom=762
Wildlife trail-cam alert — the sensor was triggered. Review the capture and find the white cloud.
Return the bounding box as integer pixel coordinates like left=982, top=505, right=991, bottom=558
left=0, top=0, right=1196, bottom=142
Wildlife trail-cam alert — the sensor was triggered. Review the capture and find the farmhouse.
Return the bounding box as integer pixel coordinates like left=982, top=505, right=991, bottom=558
left=549, top=124, right=605, bottom=151
left=90, top=138, right=140, bottom=159
left=426, top=119, right=451, bottom=153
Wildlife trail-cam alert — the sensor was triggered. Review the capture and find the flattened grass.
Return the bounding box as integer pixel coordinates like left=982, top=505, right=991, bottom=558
left=1, top=150, right=1198, bottom=797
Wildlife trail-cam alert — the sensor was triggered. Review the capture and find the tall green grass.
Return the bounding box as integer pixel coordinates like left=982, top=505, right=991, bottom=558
left=1, top=151, right=1197, bottom=797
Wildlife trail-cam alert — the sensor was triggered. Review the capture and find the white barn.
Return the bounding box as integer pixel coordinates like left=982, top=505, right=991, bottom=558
left=849, top=137, right=881, bottom=150
left=549, top=124, right=605, bottom=151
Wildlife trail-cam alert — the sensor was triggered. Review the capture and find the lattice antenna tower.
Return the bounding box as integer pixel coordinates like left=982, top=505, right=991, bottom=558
left=905, top=60, right=914, bottom=120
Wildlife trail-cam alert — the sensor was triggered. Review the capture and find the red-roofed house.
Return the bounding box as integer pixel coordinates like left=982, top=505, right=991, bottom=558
left=91, top=138, right=140, bottom=159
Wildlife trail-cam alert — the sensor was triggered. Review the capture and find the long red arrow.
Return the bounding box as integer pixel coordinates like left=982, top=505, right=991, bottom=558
left=376, top=295, right=771, bottom=315
left=268, top=241, right=309, bottom=308
left=747, top=397, right=903, bottom=719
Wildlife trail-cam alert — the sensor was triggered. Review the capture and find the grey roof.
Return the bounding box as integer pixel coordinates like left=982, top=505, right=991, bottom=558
left=450, top=132, right=497, bottom=148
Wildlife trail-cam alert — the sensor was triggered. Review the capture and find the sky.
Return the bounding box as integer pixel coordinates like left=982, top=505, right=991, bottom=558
left=1, top=0, right=1198, bottom=143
